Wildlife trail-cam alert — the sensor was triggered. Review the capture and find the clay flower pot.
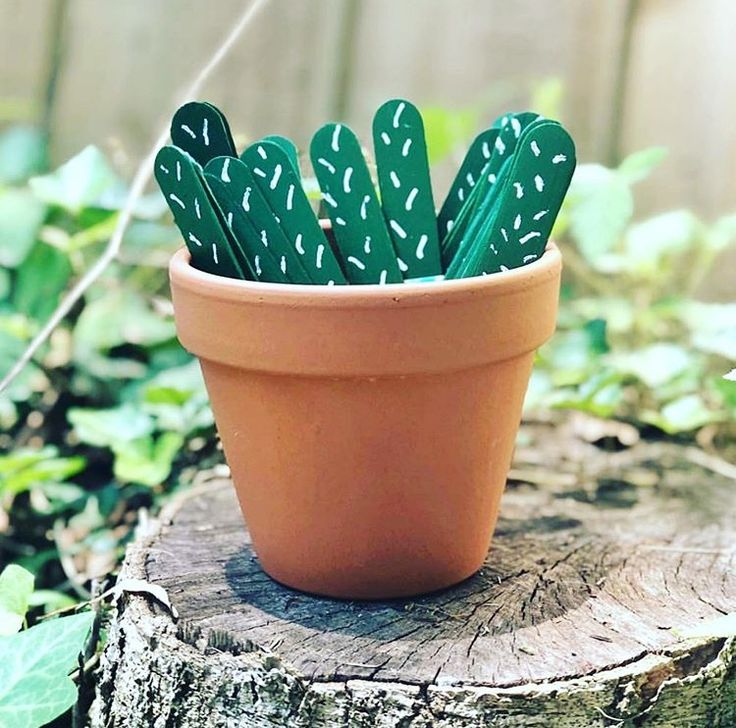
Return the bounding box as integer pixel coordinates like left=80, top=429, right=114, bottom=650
left=169, top=243, right=561, bottom=600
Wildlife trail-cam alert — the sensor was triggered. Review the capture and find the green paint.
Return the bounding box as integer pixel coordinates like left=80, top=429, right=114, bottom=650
left=448, top=121, right=576, bottom=278
left=310, top=123, right=401, bottom=284
left=204, top=156, right=312, bottom=284
left=240, top=141, right=347, bottom=285
left=154, top=146, right=247, bottom=279
left=372, top=99, right=441, bottom=277
left=170, top=102, right=237, bottom=167
left=259, top=135, right=300, bottom=178
left=436, top=128, right=497, bottom=242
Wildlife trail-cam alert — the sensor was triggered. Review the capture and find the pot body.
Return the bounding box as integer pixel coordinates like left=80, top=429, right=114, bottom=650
left=169, top=245, right=561, bottom=599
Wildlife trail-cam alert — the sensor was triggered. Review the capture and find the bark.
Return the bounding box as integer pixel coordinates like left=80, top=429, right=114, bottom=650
left=90, top=417, right=736, bottom=727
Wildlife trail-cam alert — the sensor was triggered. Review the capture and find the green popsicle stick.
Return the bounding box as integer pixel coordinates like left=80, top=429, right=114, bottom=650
left=436, top=128, right=498, bottom=241
left=310, top=123, right=402, bottom=284
left=204, top=156, right=312, bottom=284
left=240, top=141, right=347, bottom=284
left=372, top=99, right=441, bottom=278
left=171, top=102, right=237, bottom=166
left=154, top=146, right=247, bottom=279
left=259, top=135, right=300, bottom=178
left=453, top=121, right=576, bottom=277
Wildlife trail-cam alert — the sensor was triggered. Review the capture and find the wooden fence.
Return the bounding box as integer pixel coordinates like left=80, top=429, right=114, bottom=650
left=2, top=0, right=736, bottom=219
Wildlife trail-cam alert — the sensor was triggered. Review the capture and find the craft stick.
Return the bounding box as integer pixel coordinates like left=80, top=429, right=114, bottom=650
left=310, top=123, right=402, bottom=284
left=154, top=146, right=248, bottom=279
left=372, top=99, right=442, bottom=277
left=204, top=156, right=312, bottom=284
left=171, top=102, right=237, bottom=166
left=259, top=135, right=300, bottom=178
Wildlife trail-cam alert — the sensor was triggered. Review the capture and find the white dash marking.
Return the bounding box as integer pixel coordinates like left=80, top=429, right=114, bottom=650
left=194, top=197, right=201, bottom=219
left=257, top=145, right=267, bottom=159
left=335, top=216, right=347, bottom=226
left=534, top=174, right=545, bottom=192
left=295, top=233, right=304, bottom=254
left=169, top=193, right=185, bottom=209
left=501, top=227, right=508, bottom=242
left=552, top=154, right=567, bottom=164
left=175, top=161, right=181, bottom=181
left=347, top=256, right=365, bottom=270
left=181, top=124, right=196, bottom=139
left=481, top=140, right=491, bottom=159
left=513, top=214, right=522, bottom=231
left=242, top=187, right=251, bottom=211
left=533, top=209, right=549, bottom=221
left=270, top=164, right=282, bottom=190
left=253, top=167, right=267, bottom=178
left=390, top=220, right=407, bottom=239
left=188, top=232, right=202, bottom=246
left=317, top=157, right=336, bottom=174
left=316, top=244, right=325, bottom=269
left=327, top=280, right=335, bottom=285
left=510, top=117, right=521, bottom=138
left=500, top=264, right=510, bottom=272
left=390, top=170, right=401, bottom=188
left=343, top=166, right=353, bottom=193
left=360, top=195, right=370, bottom=220
left=286, top=184, right=295, bottom=211
left=392, top=101, right=406, bottom=128
left=495, top=136, right=506, bottom=154
left=523, top=254, right=538, bottom=263
left=458, top=188, right=465, bottom=202
left=323, top=192, right=338, bottom=208
left=260, top=230, right=268, bottom=247
left=519, top=231, right=542, bottom=245
left=447, top=220, right=454, bottom=232
left=202, top=118, right=210, bottom=146
left=211, top=243, right=218, bottom=263
left=220, top=158, right=230, bottom=182
left=255, top=255, right=262, bottom=276
left=159, top=164, right=169, bottom=174
left=226, top=212, right=233, bottom=228
left=379, top=269, right=388, bottom=285
left=397, top=257, right=408, bottom=272
left=381, top=131, right=391, bottom=145
left=416, top=234, right=428, bottom=260
left=530, top=140, right=541, bottom=157
left=488, top=173, right=497, bottom=183
left=364, top=236, right=371, bottom=254
left=331, top=124, right=342, bottom=152
left=466, top=172, right=475, bottom=186
left=280, top=256, right=287, bottom=274
left=513, top=182, right=524, bottom=199
left=405, top=187, right=419, bottom=211
left=401, top=138, right=412, bottom=157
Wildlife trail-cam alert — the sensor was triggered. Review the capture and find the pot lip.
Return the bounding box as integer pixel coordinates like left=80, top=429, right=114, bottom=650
left=170, top=241, right=561, bottom=308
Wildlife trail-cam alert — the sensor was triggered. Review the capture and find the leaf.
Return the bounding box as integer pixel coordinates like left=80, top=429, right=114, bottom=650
left=26, top=590, right=77, bottom=613
left=705, top=213, right=736, bottom=252
left=607, top=343, right=693, bottom=388
left=420, top=106, right=480, bottom=165
left=0, top=126, right=47, bottom=184
left=112, top=432, right=184, bottom=486
left=0, top=565, right=34, bottom=636
left=550, top=371, right=625, bottom=419
left=678, top=302, right=736, bottom=360
left=617, top=147, right=668, bottom=184
left=12, top=241, right=71, bottom=320
left=68, top=404, right=154, bottom=448
left=0, top=189, right=47, bottom=268
left=28, top=145, right=122, bottom=215
left=565, top=164, right=633, bottom=269
left=0, top=611, right=93, bottom=728
left=642, top=394, right=721, bottom=434
left=0, top=447, right=86, bottom=497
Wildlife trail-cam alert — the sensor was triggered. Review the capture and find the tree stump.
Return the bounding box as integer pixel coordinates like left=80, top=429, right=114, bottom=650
left=90, top=417, right=736, bottom=727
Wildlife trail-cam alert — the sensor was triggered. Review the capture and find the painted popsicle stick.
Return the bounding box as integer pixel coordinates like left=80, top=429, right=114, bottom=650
left=452, top=121, right=576, bottom=277
left=154, top=146, right=247, bottom=279
left=204, top=156, right=312, bottom=284
left=261, top=135, right=300, bottom=178
left=240, top=141, right=346, bottom=284
left=436, top=127, right=498, bottom=242
left=372, top=99, right=441, bottom=277
left=310, top=123, right=402, bottom=284
left=171, top=102, right=237, bottom=166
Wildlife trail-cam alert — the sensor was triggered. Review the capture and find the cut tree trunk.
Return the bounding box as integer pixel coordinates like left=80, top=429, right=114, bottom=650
left=90, top=417, right=736, bottom=727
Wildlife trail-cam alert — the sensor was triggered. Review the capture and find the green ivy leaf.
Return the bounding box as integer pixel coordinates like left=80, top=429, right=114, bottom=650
left=12, top=241, right=71, bottom=321
left=0, top=611, right=93, bottom=728
left=0, top=447, right=86, bottom=497
left=0, top=565, right=34, bottom=636
left=28, top=145, right=122, bottom=215
left=112, top=432, right=184, bottom=486
left=617, top=147, right=668, bottom=184
left=642, top=394, right=721, bottom=434
left=607, top=343, right=694, bottom=389
left=68, top=404, right=154, bottom=449
left=0, top=189, right=47, bottom=268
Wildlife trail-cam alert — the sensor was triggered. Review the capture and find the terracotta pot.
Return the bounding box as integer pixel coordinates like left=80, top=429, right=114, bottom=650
left=169, top=243, right=561, bottom=599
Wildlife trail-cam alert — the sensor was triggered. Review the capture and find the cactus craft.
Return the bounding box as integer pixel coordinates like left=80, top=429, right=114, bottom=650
left=436, top=128, right=498, bottom=242
left=310, top=123, right=402, bottom=284
left=204, top=156, right=312, bottom=284
left=448, top=121, right=576, bottom=278
left=372, top=99, right=442, bottom=278
left=155, top=146, right=247, bottom=279
left=239, top=141, right=347, bottom=284
left=171, top=102, right=237, bottom=167
left=256, top=135, right=301, bottom=178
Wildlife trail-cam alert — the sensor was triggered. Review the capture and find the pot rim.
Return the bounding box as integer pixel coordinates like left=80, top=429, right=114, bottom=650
left=169, top=242, right=561, bottom=309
